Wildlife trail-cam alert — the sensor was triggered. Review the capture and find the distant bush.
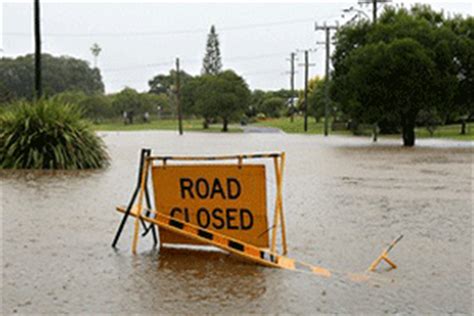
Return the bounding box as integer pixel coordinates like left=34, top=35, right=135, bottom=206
left=0, top=99, right=109, bottom=169
left=261, top=97, right=286, bottom=118
left=53, top=91, right=113, bottom=122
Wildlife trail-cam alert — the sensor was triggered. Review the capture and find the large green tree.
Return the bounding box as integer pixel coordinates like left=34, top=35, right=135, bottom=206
left=202, top=25, right=222, bottom=75
left=332, top=5, right=463, bottom=146
left=53, top=91, right=113, bottom=121
left=194, top=70, right=250, bottom=131
left=148, top=69, right=192, bottom=95
left=306, top=77, right=327, bottom=122
left=446, top=16, right=474, bottom=133
left=0, top=54, right=104, bottom=100
left=111, top=88, right=162, bottom=120
left=247, top=90, right=266, bottom=117
left=342, top=39, right=437, bottom=146
left=180, top=75, right=204, bottom=117
left=247, top=89, right=294, bottom=118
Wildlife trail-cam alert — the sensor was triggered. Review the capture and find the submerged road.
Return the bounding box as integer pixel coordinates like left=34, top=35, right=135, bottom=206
left=242, top=125, right=284, bottom=133
left=1, top=132, right=472, bottom=314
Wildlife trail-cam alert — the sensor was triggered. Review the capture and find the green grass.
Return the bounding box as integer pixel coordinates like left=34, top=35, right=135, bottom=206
left=253, top=117, right=351, bottom=135
left=415, top=123, right=474, bottom=141
left=255, top=117, right=474, bottom=141
left=93, top=118, right=242, bottom=133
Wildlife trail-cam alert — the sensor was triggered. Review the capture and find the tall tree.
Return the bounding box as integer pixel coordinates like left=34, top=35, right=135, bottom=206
left=201, top=25, right=222, bottom=75
left=90, top=43, right=102, bottom=68
left=148, top=69, right=192, bottom=95
left=304, top=76, right=328, bottom=122
left=446, top=16, right=474, bottom=134
left=194, top=70, right=250, bottom=131
left=332, top=5, right=462, bottom=146
left=339, top=39, right=437, bottom=146
left=0, top=54, right=104, bottom=100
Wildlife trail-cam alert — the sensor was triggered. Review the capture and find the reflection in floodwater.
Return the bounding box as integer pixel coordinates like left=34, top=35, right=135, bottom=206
left=156, top=248, right=267, bottom=303
left=1, top=132, right=472, bottom=314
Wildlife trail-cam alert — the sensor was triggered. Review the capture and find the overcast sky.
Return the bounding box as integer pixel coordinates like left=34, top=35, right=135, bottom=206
left=1, top=0, right=472, bottom=93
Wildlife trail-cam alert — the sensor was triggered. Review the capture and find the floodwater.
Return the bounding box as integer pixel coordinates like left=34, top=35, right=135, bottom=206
left=1, top=131, right=472, bottom=314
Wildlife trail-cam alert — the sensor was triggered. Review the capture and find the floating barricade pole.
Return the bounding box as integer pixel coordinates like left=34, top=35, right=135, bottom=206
left=368, top=234, right=403, bottom=271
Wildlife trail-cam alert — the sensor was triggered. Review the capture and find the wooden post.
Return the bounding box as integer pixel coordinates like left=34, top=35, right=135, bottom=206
left=270, top=153, right=287, bottom=255
left=131, top=159, right=150, bottom=254
left=270, top=156, right=280, bottom=254
left=278, top=153, right=287, bottom=255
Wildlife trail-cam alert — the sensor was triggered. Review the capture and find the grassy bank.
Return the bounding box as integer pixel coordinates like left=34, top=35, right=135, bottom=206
left=415, top=123, right=474, bottom=141
left=93, top=116, right=473, bottom=141
left=253, top=117, right=350, bottom=135
left=93, top=118, right=242, bottom=133
left=255, top=117, right=474, bottom=141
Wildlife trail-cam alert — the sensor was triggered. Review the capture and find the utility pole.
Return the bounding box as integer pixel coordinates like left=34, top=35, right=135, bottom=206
left=176, top=57, right=183, bottom=135
left=358, top=0, right=391, bottom=24
left=297, top=50, right=316, bottom=132
left=315, top=22, right=338, bottom=137
left=286, top=52, right=296, bottom=122
left=34, top=0, right=42, bottom=100
left=303, top=51, right=309, bottom=132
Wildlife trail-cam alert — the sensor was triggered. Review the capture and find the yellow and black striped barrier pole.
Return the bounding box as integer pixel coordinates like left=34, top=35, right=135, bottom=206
left=113, top=150, right=403, bottom=283
left=368, top=234, right=403, bottom=272
left=116, top=205, right=333, bottom=276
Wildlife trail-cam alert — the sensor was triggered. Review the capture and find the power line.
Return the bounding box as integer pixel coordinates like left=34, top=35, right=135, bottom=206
left=5, top=17, right=321, bottom=38
left=102, top=52, right=288, bottom=72
left=226, top=52, right=287, bottom=62
left=241, top=69, right=283, bottom=76
left=102, top=61, right=177, bottom=72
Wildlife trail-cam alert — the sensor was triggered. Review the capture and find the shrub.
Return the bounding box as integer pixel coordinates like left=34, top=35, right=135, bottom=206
left=256, top=113, right=266, bottom=121
left=261, top=97, right=285, bottom=118
left=0, top=99, right=109, bottom=169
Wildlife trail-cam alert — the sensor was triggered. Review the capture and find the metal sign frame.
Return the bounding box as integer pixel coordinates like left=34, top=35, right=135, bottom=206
left=112, top=148, right=288, bottom=256
left=111, top=149, right=402, bottom=282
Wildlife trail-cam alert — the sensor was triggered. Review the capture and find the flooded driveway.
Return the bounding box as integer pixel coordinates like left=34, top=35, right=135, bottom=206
left=1, top=132, right=472, bottom=314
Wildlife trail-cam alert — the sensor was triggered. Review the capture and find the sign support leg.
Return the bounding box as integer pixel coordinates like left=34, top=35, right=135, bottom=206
left=143, top=186, right=158, bottom=245
left=278, top=153, right=288, bottom=255
left=270, top=157, right=280, bottom=254
left=111, top=149, right=151, bottom=248
left=132, top=158, right=150, bottom=254
left=271, top=154, right=287, bottom=255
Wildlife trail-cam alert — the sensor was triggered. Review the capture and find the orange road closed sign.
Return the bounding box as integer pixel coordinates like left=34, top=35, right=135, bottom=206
left=151, top=164, right=269, bottom=248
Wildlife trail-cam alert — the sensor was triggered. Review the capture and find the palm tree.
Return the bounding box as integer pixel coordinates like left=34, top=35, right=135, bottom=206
left=90, top=43, right=102, bottom=68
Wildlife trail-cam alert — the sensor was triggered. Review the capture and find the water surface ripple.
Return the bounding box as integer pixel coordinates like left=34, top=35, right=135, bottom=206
left=1, top=132, right=472, bottom=314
